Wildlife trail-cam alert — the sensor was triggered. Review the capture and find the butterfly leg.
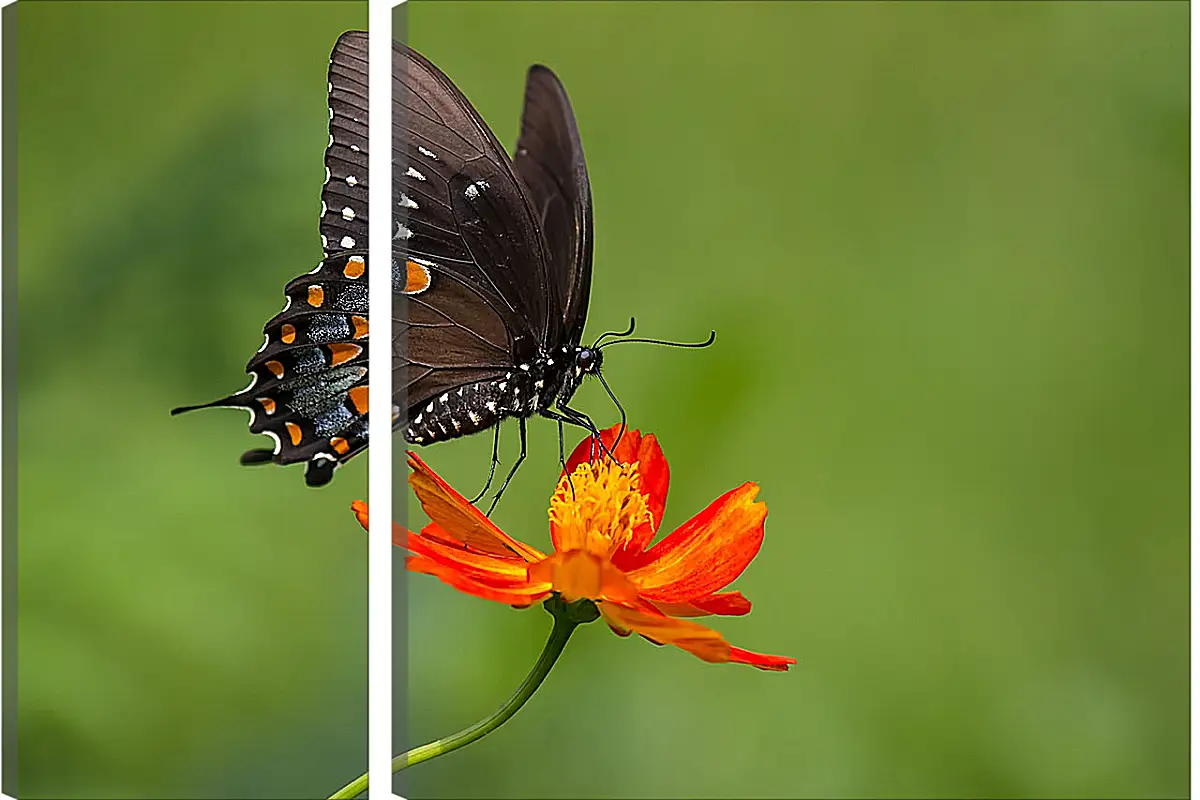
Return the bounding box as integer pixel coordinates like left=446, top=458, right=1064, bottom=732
left=469, top=423, right=502, bottom=504
left=486, top=417, right=528, bottom=516
left=554, top=403, right=618, bottom=461
left=557, top=419, right=577, bottom=499
left=540, top=407, right=606, bottom=460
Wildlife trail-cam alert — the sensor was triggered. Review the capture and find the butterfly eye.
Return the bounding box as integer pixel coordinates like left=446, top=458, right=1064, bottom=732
left=576, top=348, right=600, bottom=372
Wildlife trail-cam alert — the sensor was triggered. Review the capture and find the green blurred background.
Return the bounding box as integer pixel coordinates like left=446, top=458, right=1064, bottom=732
left=14, top=1, right=1187, bottom=799
left=16, top=2, right=367, bottom=798
left=402, top=2, right=1187, bottom=799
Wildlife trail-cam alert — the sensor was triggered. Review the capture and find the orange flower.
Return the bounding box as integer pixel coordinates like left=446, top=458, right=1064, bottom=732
left=354, top=425, right=794, bottom=671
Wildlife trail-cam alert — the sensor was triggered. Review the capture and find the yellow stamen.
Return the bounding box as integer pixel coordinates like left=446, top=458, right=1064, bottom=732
left=548, top=460, right=652, bottom=556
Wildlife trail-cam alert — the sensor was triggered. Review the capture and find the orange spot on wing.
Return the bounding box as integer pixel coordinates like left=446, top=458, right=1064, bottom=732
left=331, top=437, right=350, bottom=455
left=349, top=385, right=369, bottom=415
left=257, top=397, right=277, bottom=415
left=285, top=422, right=303, bottom=446
left=344, top=256, right=365, bottom=279
left=352, top=315, right=369, bottom=339
left=265, top=360, right=284, bottom=378
left=404, top=260, right=432, bottom=294
left=280, top=323, right=297, bottom=344
left=329, top=342, right=362, bottom=365
left=307, top=286, right=325, bottom=307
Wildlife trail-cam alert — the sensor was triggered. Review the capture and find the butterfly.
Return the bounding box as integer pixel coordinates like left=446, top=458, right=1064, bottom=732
left=174, top=31, right=712, bottom=505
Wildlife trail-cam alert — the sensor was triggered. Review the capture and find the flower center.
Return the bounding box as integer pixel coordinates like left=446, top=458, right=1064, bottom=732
left=548, top=459, right=652, bottom=556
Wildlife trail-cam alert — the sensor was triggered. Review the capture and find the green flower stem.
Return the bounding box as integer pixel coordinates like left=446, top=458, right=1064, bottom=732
left=327, top=598, right=594, bottom=800
left=396, top=610, right=578, bottom=772
left=327, top=770, right=368, bottom=800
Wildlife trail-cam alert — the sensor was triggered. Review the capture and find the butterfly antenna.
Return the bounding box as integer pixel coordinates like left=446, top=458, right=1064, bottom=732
left=592, top=317, right=637, bottom=348
left=597, top=329, right=717, bottom=350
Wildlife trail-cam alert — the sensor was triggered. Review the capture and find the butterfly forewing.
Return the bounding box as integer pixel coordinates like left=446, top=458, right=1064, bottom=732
left=394, top=44, right=556, bottom=348
left=321, top=31, right=370, bottom=256
left=512, top=65, right=594, bottom=345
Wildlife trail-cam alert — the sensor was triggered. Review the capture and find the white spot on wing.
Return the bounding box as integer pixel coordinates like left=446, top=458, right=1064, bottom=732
left=399, top=194, right=418, bottom=210
left=464, top=180, right=490, bottom=199
left=340, top=235, right=355, bottom=249
left=346, top=175, right=358, bottom=186
left=395, top=222, right=412, bottom=240
left=406, top=166, right=426, bottom=181
left=417, top=145, right=438, bottom=160
left=341, top=206, right=355, bottom=221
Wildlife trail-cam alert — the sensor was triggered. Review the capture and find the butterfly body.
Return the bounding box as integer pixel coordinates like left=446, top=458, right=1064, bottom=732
left=401, top=345, right=601, bottom=446
left=176, top=32, right=607, bottom=493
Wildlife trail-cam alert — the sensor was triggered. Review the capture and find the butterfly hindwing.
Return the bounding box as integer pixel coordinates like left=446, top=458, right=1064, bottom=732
left=173, top=32, right=374, bottom=486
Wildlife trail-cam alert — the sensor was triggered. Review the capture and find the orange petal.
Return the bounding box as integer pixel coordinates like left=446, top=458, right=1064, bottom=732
left=418, top=521, right=520, bottom=557
left=407, top=555, right=551, bottom=606
left=625, top=483, right=766, bottom=603
left=407, top=453, right=544, bottom=563
left=563, top=424, right=622, bottom=473
left=729, top=647, right=797, bottom=672
left=600, top=603, right=793, bottom=670
left=351, top=499, right=372, bottom=531
left=599, top=603, right=732, bottom=664
left=405, top=528, right=534, bottom=588
left=649, top=591, right=752, bottom=618
left=353, top=500, right=413, bottom=549
left=557, top=427, right=671, bottom=556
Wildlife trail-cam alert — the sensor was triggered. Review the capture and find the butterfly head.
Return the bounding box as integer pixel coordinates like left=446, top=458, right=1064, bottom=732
left=552, top=344, right=604, bottom=405
left=574, top=345, right=602, bottom=378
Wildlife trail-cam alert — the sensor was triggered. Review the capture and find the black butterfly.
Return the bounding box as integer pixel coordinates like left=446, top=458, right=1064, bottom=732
left=174, top=31, right=712, bottom=502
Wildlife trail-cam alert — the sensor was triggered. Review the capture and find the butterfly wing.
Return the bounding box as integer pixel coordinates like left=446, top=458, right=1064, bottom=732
left=393, top=41, right=558, bottom=416
left=173, top=31, right=373, bottom=487
left=321, top=31, right=369, bottom=256
left=512, top=65, right=594, bottom=346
